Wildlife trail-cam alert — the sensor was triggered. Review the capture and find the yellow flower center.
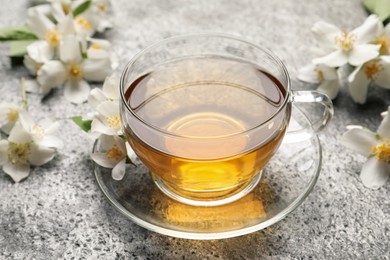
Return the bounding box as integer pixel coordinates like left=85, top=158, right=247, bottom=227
left=364, top=62, right=383, bottom=80
left=36, top=64, right=43, bottom=72
left=31, top=124, right=45, bottom=140
left=62, top=4, right=71, bottom=15
left=90, top=43, right=101, bottom=50
left=106, top=115, right=121, bottom=129
left=68, top=64, right=82, bottom=79
left=373, top=34, right=390, bottom=55
left=6, top=109, right=19, bottom=122
left=106, top=144, right=123, bottom=161
left=371, top=140, right=390, bottom=162
left=8, top=142, right=30, bottom=165
left=335, top=31, right=356, bottom=51
left=316, top=67, right=325, bottom=81
left=45, top=30, right=61, bottom=47
left=98, top=4, right=106, bottom=12
left=75, top=17, right=92, bottom=31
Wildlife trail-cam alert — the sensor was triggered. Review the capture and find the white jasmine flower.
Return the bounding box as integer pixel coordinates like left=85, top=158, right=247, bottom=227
left=26, top=6, right=76, bottom=49
left=312, top=15, right=381, bottom=67
left=91, top=134, right=129, bottom=180
left=81, top=0, right=112, bottom=34
left=50, top=0, right=112, bottom=36
left=87, top=38, right=112, bottom=59
left=90, top=100, right=122, bottom=136
left=298, top=63, right=340, bottom=99
left=37, top=34, right=112, bottom=103
left=347, top=56, right=390, bottom=104
left=88, top=73, right=120, bottom=110
left=0, top=104, right=21, bottom=135
left=23, top=41, right=54, bottom=76
left=18, top=110, right=63, bottom=149
left=341, top=106, right=390, bottom=189
left=74, top=15, right=95, bottom=36
left=0, top=122, right=55, bottom=182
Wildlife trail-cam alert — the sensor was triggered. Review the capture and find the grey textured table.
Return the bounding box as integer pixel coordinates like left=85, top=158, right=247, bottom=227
left=1, top=0, right=390, bottom=259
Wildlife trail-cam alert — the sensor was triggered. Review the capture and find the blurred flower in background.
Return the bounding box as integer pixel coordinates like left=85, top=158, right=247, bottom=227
left=299, top=14, right=390, bottom=104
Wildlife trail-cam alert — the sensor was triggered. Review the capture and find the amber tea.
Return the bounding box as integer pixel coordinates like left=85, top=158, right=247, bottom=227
left=122, top=57, right=290, bottom=204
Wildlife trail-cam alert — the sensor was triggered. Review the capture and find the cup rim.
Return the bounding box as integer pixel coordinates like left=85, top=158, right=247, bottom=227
left=120, top=33, right=291, bottom=139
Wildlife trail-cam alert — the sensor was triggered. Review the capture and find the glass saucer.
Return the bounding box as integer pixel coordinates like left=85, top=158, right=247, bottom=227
left=93, top=106, right=321, bottom=240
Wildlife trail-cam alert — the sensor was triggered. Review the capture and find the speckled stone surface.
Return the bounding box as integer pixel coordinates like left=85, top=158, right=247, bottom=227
left=1, top=0, right=390, bottom=259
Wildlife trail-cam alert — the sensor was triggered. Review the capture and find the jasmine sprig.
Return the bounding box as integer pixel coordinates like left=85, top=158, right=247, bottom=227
left=0, top=80, right=63, bottom=182
left=71, top=74, right=137, bottom=180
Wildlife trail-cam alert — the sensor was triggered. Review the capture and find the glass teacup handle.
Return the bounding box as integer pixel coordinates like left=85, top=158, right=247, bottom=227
left=284, top=90, right=334, bottom=143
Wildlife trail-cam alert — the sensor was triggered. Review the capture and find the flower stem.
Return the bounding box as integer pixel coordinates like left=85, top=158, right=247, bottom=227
left=21, top=77, right=27, bottom=109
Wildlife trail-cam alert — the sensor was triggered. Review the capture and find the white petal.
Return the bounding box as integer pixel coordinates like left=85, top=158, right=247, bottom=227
left=91, top=152, right=116, bottom=168
left=23, top=55, right=39, bottom=76
left=347, top=65, right=371, bottom=104
left=297, top=64, right=319, bottom=83
left=0, top=103, right=17, bottom=117
left=96, top=100, right=119, bottom=118
left=18, top=110, right=35, bottom=133
left=91, top=118, right=117, bottom=135
left=341, top=127, right=378, bottom=156
left=96, top=19, right=112, bottom=33
left=88, top=38, right=111, bottom=50
left=113, top=135, right=127, bottom=153
left=1, top=122, right=16, bottom=135
left=8, top=122, right=32, bottom=144
left=317, top=64, right=338, bottom=80
left=126, top=142, right=141, bottom=166
left=26, top=41, right=54, bottom=63
left=59, top=34, right=82, bottom=64
left=88, top=88, right=107, bottom=110
left=311, top=21, right=340, bottom=48
left=82, top=57, right=112, bottom=81
left=99, top=134, right=116, bottom=150
left=64, top=79, right=90, bottom=104
left=50, top=2, right=66, bottom=22
left=102, top=74, right=120, bottom=100
left=352, top=15, right=381, bottom=44
left=360, top=157, right=390, bottom=189
left=375, top=58, right=390, bottom=89
left=317, top=79, right=340, bottom=99
left=38, top=136, right=64, bottom=149
left=87, top=48, right=110, bottom=60
left=26, top=7, right=55, bottom=39
left=39, top=120, right=60, bottom=134
left=3, top=162, right=30, bottom=183
left=377, top=106, right=390, bottom=139
left=28, top=143, right=55, bottom=166
left=348, top=44, right=380, bottom=66
left=87, top=38, right=111, bottom=59
left=0, top=140, right=9, bottom=165
left=37, top=60, right=67, bottom=92
left=111, top=158, right=126, bottom=180
left=313, top=50, right=348, bottom=67
left=57, top=15, right=76, bottom=35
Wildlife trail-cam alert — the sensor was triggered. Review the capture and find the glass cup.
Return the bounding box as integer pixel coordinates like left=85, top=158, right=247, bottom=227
left=120, top=34, right=333, bottom=207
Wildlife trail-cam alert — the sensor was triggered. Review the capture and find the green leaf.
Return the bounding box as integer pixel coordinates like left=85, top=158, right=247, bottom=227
left=9, top=40, right=36, bottom=57
left=73, top=1, right=91, bottom=17
left=0, top=26, right=38, bottom=41
left=71, top=116, right=93, bottom=132
left=363, top=0, right=390, bottom=22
